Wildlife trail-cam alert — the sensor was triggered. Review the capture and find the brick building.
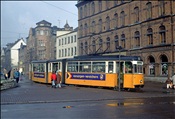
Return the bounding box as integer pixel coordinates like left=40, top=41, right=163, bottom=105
left=76, top=0, right=175, bottom=80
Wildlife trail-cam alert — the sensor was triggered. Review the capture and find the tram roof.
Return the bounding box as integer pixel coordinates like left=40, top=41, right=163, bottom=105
left=69, top=55, right=142, bottom=61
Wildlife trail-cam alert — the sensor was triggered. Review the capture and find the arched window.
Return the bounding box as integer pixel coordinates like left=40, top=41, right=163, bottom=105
left=134, top=7, right=139, bottom=23
left=159, top=25, right=166, bottom=44
left=106, top=37, right=110, bottom=52
left=114, top=13, right=118, bottom=28
left=80, top=25, right=83, bottom=37
left=99, top=0, right=102, bottom=12
left=159, top=0, right=165, bottom=16
left=99, top=39, right=103, bottom=52
left=92, top=40, right=96, bottom=53
left=147, top=28, right=153, bottom=45
left=148, top=55, right=155, bottom=75
left=106, top=1, right=109, bottom=9
left=135, top=31, right=140, bottom=47
left=160, top=54, right=168, bottom=76
left=114, top=35, right=119, bottom=50
left=106, top=16, right=110, bottom=30
left=91, top=2, right=95, bottom=15
left=84, top=5, right=87, bottom=17
left=146, top=2, right=152, bottom=19
left=98, top=19, right=102, bottom=32
left=120, top=11, right=125, bottom=26
left=80, top=43, right=83, bottom=55
left=84, top=23, right=88, bottom=36
left=91, top=21, right=96, bottom=33
left=121, top=34, right=125, bottom=48
left=85, top=42, right=88, bottom=54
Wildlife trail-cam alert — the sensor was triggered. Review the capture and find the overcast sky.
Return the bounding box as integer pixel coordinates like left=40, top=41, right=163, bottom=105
left=1, top=1, right=78, bottom=47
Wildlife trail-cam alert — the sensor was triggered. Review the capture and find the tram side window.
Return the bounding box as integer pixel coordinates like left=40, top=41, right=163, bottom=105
left=125, top=62, right=133, bottom=73
left=33, top=63, right=45, bottom=72
left=133, top=64, right=143, bottom=73
left=108, top=62, right=113, bottom=73
left=92, top=62, right=105, bottom=73
left=67, top=62, right=78, bottom=72
left=79, top=62, right=91, bottom=72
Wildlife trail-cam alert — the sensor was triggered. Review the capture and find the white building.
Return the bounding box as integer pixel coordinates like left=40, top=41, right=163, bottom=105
left=4, top=38, right=26, bottom=70
left=56, top=28, right=78, bottom=59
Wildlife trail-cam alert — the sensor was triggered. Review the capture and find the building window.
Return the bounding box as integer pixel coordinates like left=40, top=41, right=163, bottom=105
left=74, top=47, right=76, bottom=55
left=114, top=13, right=118, bottom=28
left=91, top=2, right=95, bottom=15
left=80, top=25, right=83, bottom=37
left=98, top=19, right=102, bottom=32
left=159, top=0, right=165, bottom=16
left=80, top=7, right=83, bottom=19
left=92, top=40, right=96, bottom=53
left=146, top=2, right=152, bottom=19
left=148, top=55, right=155, bottom=76
left=84, top=5, right=87, bottom=17
left=134, top=31, right=140, bottom=47
left=121, top=34, right=125, bottom=48
left=106, top=37, right=110, bottom=52
left=65, top=49, right=67, bottom=57
left=80, top=43, right=83, bottom=55
left=114, top=1, right=118, bottom=6
left=106, top=16, right=110, bottom=30
left=59, top=50, right=61, bottom=57
left=71, top=47, right=73, bottom=56
left=159, top=25, right=166, bottom=44
left=84, top=23, right=88, bottom=36
left=106, top=1, right=109, bottom=9
left=74, top=35, right=76, bottom=42
left=120, top=11, right=125, bottom=26
left=115, top=35, right=119, bottom=50
left=71, top=36, right=73, bottom=43
left=134, top=7, right=139, bottom=23
left=92, top=21, right=96, bottom=33
left=85, top=42, right=88, bottom=54
left=99, top=0, right=102, bottom=12
left=160, top=54, right=168, bottom=76
left=62, top=38, right=64, bottom=45
left=147, top=28, right=153, bottom=45
left=68, top=48, right=70, bottom=56
left=99, top=39, right=103, bottom=52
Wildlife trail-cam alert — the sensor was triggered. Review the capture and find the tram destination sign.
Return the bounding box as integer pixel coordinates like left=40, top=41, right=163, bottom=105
left=70, top=73, right=105, bottom=80
left=34, top=72, right=45, bottom=78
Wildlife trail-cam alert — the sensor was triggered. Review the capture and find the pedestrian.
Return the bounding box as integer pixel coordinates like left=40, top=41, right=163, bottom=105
left=51, top=71, right=57, bottom=88
left=172, top=73, right=175, bottom=89
left=165, top=76, right=172, bottom=89
left=56, top=71, right=61, bottom=88
left=3, top=68, right=8, bottom=79
left=14, top=69, right=20, bottom=83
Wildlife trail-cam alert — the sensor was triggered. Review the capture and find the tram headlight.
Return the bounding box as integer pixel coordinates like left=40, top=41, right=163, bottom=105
left=140, top=80, right=143, bottom=83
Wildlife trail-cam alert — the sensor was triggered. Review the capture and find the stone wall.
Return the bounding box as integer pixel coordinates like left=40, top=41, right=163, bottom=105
left=1, top=79, right=17, bottom=91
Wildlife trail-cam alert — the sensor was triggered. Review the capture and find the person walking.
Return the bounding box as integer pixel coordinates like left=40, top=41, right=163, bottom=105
left=165, top=76, right=172, bottom=89
left=51, top=71, right=57, bottom=88
left=14, top=69, right=20, bottom=83
left=172, top=73, right=175, bottom=89
left=56, top=72, right=61, bottom=88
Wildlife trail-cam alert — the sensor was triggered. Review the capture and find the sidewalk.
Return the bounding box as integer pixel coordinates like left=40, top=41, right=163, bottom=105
left=1, top=77, right=175, bottom=105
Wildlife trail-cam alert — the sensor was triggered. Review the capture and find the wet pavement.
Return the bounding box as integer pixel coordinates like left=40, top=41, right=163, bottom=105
left=1, top=77, right=175, bottom=119
left=1, top=77, right=175, bottom=104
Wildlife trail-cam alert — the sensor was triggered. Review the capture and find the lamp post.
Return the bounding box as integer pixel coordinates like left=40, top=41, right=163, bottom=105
left=117, top=46, right=122, bottom=91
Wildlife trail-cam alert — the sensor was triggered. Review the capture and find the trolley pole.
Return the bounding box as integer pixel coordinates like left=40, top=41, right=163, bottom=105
left=118, top=49, right=121, bottom=92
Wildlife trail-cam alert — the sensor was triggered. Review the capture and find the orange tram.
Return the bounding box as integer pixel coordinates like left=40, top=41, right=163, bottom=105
left=29, top=55, right=144, bottom=90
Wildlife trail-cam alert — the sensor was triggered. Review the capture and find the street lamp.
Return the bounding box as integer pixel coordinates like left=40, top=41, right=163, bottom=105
left=116, top=46, right=123, bottom=91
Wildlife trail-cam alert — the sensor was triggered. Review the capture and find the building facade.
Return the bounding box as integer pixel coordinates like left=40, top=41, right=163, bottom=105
left=56, top=27, right=78, bottom=59
left=76, top=0, right=175, bottom=81
left=3, top=38, right=26, bottom=71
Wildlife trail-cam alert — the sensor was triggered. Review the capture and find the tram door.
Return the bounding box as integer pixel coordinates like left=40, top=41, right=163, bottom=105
left=116, top=62, right=124, bottom=87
